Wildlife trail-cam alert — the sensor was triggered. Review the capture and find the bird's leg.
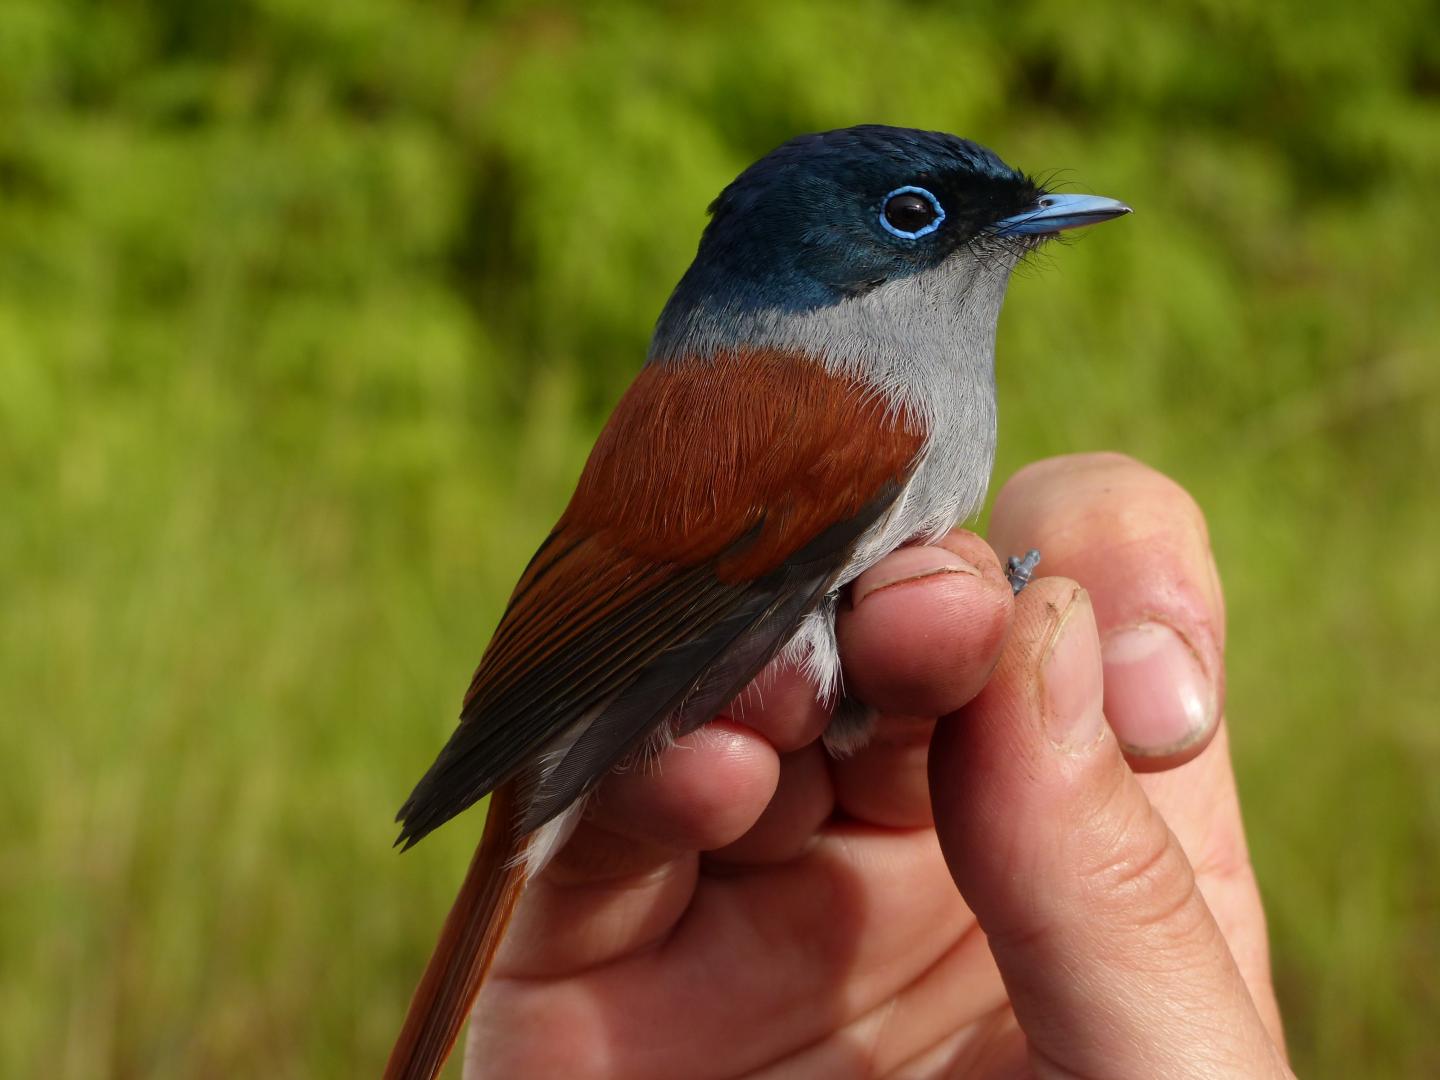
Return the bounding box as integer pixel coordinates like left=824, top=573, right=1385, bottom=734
left=1006, top=549, right=1041, bottom=595
left=823, top=692, right=878, bottom=756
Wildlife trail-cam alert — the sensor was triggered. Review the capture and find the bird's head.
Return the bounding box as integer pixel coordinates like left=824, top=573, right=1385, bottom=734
left=651, top=125, right=1129, bottom=360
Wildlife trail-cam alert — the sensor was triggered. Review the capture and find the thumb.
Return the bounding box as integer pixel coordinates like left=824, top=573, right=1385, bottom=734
left=929, top=578, right=1288, bottom=1079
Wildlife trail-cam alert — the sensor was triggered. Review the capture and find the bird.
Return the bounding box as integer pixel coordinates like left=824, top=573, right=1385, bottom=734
left=383, top=124, right=1130, bottom=1080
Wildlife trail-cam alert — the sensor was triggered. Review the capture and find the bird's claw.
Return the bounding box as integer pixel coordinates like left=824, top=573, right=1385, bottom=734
left=1006, top=549, right=1041, bottom=595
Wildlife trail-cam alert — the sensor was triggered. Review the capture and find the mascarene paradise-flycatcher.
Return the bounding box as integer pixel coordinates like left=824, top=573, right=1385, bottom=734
left=384, top=124, right=1130, bottom=1080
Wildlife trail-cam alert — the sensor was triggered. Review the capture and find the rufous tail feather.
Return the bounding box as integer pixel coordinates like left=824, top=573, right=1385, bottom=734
left=384, top=784, right=527, bottom=1080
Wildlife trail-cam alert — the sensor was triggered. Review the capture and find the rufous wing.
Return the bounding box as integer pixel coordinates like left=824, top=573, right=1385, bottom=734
left=396, top=349, right=925, bottom=845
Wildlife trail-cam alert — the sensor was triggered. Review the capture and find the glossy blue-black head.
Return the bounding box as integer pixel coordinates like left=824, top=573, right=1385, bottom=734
left=652, top=125, right=1130, bottom=360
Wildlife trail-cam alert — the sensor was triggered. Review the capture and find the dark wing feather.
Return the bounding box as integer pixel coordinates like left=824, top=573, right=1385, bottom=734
left=396, top=351, right=925, bottom=847
left=516, top=485, right=900, bottom=832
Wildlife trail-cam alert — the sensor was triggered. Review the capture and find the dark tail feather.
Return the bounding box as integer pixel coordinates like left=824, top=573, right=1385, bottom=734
left=384, top=784, right=527, bottom=1080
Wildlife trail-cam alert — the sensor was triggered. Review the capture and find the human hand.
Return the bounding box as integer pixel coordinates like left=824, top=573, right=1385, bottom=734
left=464, top=453, right=1290, bottom=1078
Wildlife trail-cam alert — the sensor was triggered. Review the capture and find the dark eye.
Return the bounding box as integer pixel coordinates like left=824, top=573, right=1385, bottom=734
left=880, top=186, right=945, bottom=239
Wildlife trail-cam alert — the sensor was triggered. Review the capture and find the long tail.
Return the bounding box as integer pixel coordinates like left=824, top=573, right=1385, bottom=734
left=384, top=784, right=527, bottom=1080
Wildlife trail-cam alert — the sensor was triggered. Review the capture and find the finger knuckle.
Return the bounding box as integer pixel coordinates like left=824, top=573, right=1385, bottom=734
left=1076, top=796, right=1204, bottom=935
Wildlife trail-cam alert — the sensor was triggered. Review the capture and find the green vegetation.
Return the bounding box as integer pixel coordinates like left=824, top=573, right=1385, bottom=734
left=3, top=1, right=1436, bottom=1075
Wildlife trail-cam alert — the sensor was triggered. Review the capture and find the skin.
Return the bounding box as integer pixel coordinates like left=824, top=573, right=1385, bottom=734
left=463, top=453, right=1293, bottom=1079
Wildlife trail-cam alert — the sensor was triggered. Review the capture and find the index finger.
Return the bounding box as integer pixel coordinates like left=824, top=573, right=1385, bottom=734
left=987, top=452, right=1225, bottom=768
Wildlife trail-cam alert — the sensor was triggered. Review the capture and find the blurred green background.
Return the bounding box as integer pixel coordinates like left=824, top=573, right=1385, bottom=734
left=3, top=0, right=1437, bottom=1076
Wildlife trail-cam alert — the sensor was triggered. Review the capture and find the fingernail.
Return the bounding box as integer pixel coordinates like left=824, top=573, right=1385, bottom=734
left=1040, top=589, right=1106, bottom=752
left=1101, top=621, right=1216, bottom=756
left=851, top=546, right=981, bottom=606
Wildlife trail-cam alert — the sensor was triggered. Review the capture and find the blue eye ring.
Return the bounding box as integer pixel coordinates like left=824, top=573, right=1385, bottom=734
left=879, top=185, right=946, bottom=239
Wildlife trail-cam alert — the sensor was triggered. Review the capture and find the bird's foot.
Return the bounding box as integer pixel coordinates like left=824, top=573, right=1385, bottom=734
left=1006, top=549, right=1041, bottom=595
